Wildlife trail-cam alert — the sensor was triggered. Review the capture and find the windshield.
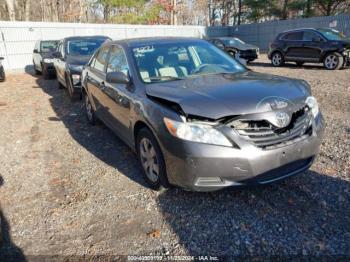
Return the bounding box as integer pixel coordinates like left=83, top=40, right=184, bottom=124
left=67, top=38, right=107, bottom=56
left=224, top=38, right=245, bottom=45
left=41, top=41, right=58, bottom=52
left=132, top=41, right=246, bottom=83
left=318, top=29, right=349, bottom=41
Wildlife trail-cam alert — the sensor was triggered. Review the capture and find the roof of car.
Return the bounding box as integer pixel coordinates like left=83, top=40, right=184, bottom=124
left=112, top=37, right=205, bottom=47
left=281, top=28, right=318, bottom=33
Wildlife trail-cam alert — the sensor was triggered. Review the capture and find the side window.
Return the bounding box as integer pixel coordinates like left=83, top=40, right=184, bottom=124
left=91, top=45, right=110, bottom=72
left=282, top=32, right=303, bottom=41
left=303, top=31, right=323, bottom=42
left=106, top=45, right=129, bottom=75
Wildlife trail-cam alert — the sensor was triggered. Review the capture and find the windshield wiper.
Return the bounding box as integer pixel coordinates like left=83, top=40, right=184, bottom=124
left=143, top=76, right=185, bottom=82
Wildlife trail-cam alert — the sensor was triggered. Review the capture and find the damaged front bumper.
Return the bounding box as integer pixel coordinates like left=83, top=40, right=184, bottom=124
left=160, top=114, right=325, bottom=192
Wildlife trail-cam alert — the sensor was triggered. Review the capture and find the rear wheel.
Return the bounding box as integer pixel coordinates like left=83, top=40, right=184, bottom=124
left=84, top=92, right=96, bottom=125
left=323, top=52, right=343, bottom=70
left=136, top=128, right=169, bottom=191
left=271, top=51, right=284, bottom=67
left=41, top=63, right=50, bottom=79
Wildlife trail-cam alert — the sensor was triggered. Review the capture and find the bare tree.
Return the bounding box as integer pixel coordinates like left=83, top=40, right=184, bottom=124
left=5, top=0, right=16, bottom=20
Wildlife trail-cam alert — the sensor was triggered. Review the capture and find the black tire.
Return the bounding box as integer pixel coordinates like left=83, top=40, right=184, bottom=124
left=33, top=62, right=41, bottom=75
left=136, top=128, right=170, bottom=191
left=271, top=51, right=284, bottom=67
left=66, top=75, right=79, bottom=101
left=41, top=63, right=50, bottom=79
left=296, top=61, right=304, bottom=66
left=57, top=80, right=65, bottom=89
left=84, top=92, right=96, bottom=125
left=323, top=52, right=344, bottom=70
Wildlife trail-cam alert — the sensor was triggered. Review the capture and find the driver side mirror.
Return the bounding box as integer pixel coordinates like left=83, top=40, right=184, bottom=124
left=33, top=49, right=39, bottom=53
left=0, top=57, right=4, bottom=60
left=106, top=72, right=130, bottom=85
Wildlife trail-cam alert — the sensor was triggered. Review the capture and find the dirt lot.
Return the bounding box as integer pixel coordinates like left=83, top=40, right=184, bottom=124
left=0, top=56, right=349, bottom=259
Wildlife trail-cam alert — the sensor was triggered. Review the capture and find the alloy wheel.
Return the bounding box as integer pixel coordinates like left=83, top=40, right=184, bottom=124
left=139, top=137, right=159, bottom=183
left=272, top=53, right=282, bottom=66
left=324, top=55, right=338, bottom=69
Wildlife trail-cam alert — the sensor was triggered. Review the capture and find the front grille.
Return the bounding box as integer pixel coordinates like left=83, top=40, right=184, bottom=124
left=230, top=107, right=313, bottom=149
left=239, top=49, right=257, bottom=55
left=243, top=157, right=314, bottom=184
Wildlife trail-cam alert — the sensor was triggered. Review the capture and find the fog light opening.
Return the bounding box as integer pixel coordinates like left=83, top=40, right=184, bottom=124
left=196, top=177, right=223, bottom=185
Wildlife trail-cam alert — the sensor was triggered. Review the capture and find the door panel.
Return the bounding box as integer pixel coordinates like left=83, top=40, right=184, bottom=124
left=300, top=31, right=325, bottom=61
left=282, top=31, right=304, bottom=59
left=102, top=45, right=132, bottom=143
left=86, top=45, right=111, bottom=124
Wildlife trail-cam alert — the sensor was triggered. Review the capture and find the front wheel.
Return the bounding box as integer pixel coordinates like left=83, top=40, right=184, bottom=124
left=66, top=75, right=79, bottom=101
left=323, top=52, right=343, bottom=70
left=296, top=61, right=304, bottom=66
left=271, top=52, right=284, bottom=67
left=33, top=62, right=41, bottom=75
left=136, top=128, right=169, bottom=191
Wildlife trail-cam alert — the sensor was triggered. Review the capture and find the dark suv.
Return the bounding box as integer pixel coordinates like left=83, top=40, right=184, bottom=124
left=268, top=28, right=350, bottom=70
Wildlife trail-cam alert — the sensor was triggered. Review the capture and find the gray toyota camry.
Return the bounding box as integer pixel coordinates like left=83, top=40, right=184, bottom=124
left=81, top=37, right=325, bottom=192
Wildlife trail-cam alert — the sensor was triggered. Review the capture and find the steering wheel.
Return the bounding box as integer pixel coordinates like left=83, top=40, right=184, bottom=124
left=191, top=64, right=212, bottom=75
left=191, top=64, right=228, bottom=75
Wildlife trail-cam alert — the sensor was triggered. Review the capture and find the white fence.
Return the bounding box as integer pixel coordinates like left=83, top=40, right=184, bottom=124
left=0, top=21, right=208, bottom=71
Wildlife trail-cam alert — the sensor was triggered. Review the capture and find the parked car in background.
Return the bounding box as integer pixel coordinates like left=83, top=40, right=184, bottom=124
left=268, top=28, right=350, bottom=70
left=32, top=40, right=59, bottom=79
left=209, top=37, right=259, bottom=62
left=0, top=57, right=5, bottom=81
left=53, top=35, right=111, bottom=100
left=81, top=37, right=324, bottom=192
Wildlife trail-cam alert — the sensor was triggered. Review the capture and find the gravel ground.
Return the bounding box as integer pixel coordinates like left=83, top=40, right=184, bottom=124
left=0, top=56, right=349, bottom=259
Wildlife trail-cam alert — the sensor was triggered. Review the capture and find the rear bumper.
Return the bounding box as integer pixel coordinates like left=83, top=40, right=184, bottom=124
left=161, top=114, right=325, bottom=192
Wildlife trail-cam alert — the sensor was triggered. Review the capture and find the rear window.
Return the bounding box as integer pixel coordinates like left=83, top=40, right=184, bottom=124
left=281, top=32, right=303, bottom=41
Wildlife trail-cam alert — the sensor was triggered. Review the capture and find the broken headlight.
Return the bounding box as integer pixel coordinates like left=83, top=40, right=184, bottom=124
left=306, top=96, right=319, bottom=118
left=163, top=117, right=232, bottom=147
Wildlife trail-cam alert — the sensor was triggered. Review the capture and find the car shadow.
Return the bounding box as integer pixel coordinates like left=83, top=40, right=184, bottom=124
left=34, top=75, right=150, bottom=189
left=156, top=170, right=350, bottom=256
left=0, top=176, right=27, bottom=261
left=24, top=65, right=35, bottom=75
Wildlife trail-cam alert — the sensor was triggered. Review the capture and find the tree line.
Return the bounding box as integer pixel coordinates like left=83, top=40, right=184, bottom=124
left=1, top=0, right=349, bottom=25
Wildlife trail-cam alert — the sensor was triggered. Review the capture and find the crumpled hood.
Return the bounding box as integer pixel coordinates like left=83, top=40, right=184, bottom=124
left=227, top=42, right=258, bottom=51
left=146, top=71, right=310, bottom=119
left=66, top=55, right=91, bottom=66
